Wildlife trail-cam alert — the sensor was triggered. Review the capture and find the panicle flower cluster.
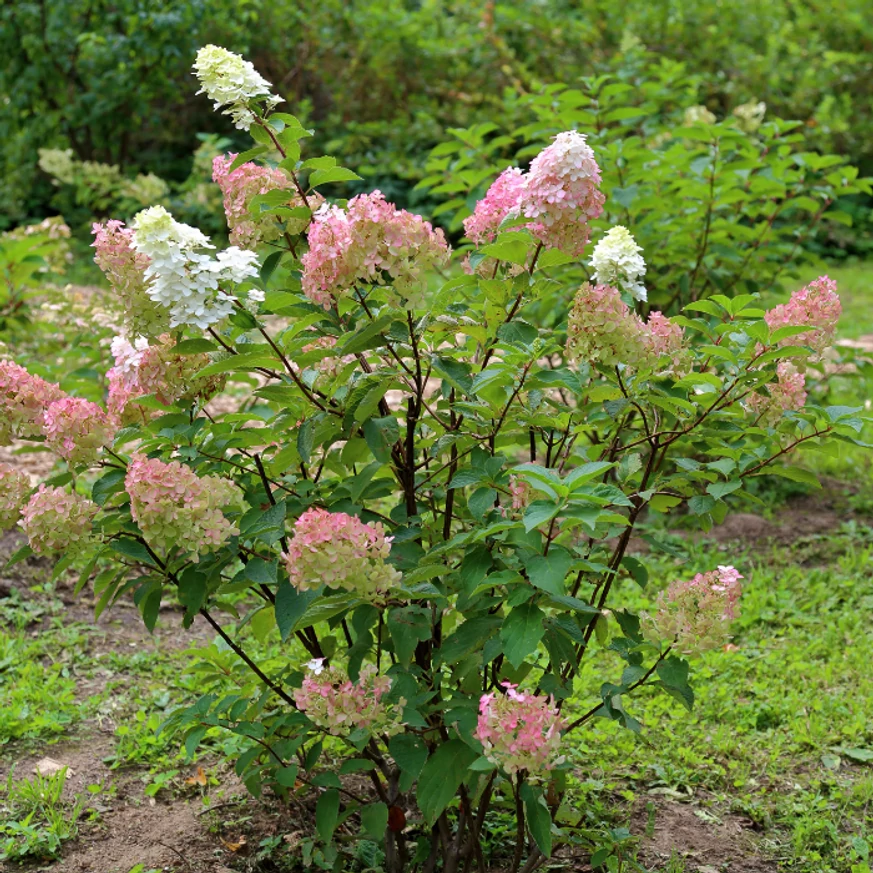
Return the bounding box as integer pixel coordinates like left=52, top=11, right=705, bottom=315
left=590, top=226, right=648, bottom=302
left=125, top=454, right=244, bottom=560
left=518, top=131, right=605, bottom=256
left=733, top=100, right=767, bottom=133
left=301, top=191, right=450, bottom=309
left=0, top=463, right=31, bottom=530
left=43, top=397, right=111, bottom=466
left=20, top=486, right=98, bottom=556
left=131, top=206, right=260, bottom=330
left=642, top=565, right=743, bottom=656
left=764, top=275, right=841, bottom=359
left=748, top=361, right=807, bottom=424
left=92, top=220, right=170, bottom=337
left=212, top=154, right=301, bottom=249
left=464, top=132, right=604, bottom=257
left=645, top=311, right=688, bottom=374
left=475, top=683, right=565, bottom=777
left=294, top=661, right=402, bottom=736
left=566, top=283, right=685, bottom=372
left=107, top=335, right=223, bottom=424
left=508, top=475, right=533, bottom=511
left=0, top=361, right=66, bottom=444
left=193, top=45, right=279, bottom=130
left=282, top=507, right=402, bottom=600
left=463, top=167, right=526, bottom=245
left=683, top=105, right=717, bottom=126
left=566, top=283, right=647, bottom=368
left=300, top=335, right=353, bottom=380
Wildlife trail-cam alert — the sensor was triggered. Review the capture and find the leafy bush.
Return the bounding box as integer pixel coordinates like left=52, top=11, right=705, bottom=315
left=419, top=64, right=871, bottom=313
left=1, top=47, right=869, bottom=872
left=5, top=1, right=873, bottom=236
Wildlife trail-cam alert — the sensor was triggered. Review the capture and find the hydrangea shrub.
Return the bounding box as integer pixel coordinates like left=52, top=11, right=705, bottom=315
left=0, top=47, right=867, bottom=873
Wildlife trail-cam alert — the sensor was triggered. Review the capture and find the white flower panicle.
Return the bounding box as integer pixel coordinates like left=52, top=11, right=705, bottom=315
left=590, top=225, right=648, bottom=302
left=193, top=45, right=279, bottom=130
left=733, top=101, right=767, bottom=133
left=131, top=206, right=259, bottom=331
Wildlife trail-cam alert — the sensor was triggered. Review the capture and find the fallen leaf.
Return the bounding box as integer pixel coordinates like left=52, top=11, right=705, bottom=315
left=221, top=835, right=248, bottom=853
left=185, top=766, right=208, bottom=786
left=34, top=758, right=72, bottom=778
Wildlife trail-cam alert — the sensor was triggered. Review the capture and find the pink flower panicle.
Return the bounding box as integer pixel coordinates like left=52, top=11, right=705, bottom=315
left=566, top=285, right=686, bottom=374
left=566, top=283, right=647, bottom=367
left=282, top=507, right=402, bottom=601
left=212, top=154, right=304, bottom=249
left=765, top=275, right=841, bottom=358
left=125, top=454, right=244, bottom=560
left=748, top=361, right=807, bottom=424
left=642, top=565, right=744, bottom=656
left=301, top=191, right=450, bottom=309
left=475, top=683, right=566, bottom=777
left=107, top=335, right=224, bottom=425
left=644, top=311, right=688, bottom=375
left=0, top=462, right=31, bottom=530
left=301, top=335, right=354, bottom=380
left=0, top=361, right=66, bottom=444
left=465, top=132, right=605, bottom=257
left=43, top=397, right=112, bottom=466
left=463, top=167, right=526, bottom=244
left=509, top=475, right=533, bottom=511
left=91, top=220, right=169, bottom=337
left=519, top=131, right=605, bottom=256
left=294, top=661, right=402, bottom=736
left=21, top=485, right=98, bottom=556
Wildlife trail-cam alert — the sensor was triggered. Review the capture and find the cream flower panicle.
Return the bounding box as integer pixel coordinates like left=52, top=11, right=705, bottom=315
left=590, top=225, right=648, bottom=302
left=193, top=45, right=279, bottom=131
left=131, top=205, right=259, bottom=330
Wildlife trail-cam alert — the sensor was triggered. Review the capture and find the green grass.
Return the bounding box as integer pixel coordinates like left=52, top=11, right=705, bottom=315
left=566, top=530, right=873, bottom=872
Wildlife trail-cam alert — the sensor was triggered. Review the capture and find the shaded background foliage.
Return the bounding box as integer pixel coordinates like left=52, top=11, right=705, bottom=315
left=3, top=0, right=873, bottom=244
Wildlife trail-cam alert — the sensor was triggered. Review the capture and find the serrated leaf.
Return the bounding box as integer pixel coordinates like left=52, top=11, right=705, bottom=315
left=500, top=602, right=545, bottom=668
left=417, top=740, right=478, bottom=825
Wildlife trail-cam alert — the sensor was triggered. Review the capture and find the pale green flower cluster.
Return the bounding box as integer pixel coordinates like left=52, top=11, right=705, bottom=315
left=193, top=45, right=279, bottom=130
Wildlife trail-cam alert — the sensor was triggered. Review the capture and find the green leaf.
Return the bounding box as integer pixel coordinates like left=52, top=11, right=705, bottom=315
left=757, top=465, right=821, bottom=488
left=275, top=582, right=319, bottom=641
left=363, top=415, right=399, bottom=463
left=522, top=500, right=560, bottom=533
left=172, top=338, right=218, bottom=355
left=622, top=555, right=648, bottom=589
left=521, top=783, right=552, bottom=857
left=417, top=740, right=478, bottom=825
left=243, top=558, right=278, bottom=587
left=706, top=480, right=742, bottom=500
left=276, top=765, right=299, bottom=787
left=657, top=656, right=694, bottom=711
left=523, top=547, right=571, bottom=596
left=316, top=789, right=340, bottom=843
left=309, top=167, right=363, bottom=187
left=468, top=486, right=497, bottom=519
left=109, top=538, right=157, bottom=566
left=389, top=734, right=429, bottom=780
left=360, top=802, right=389, bottom=838
left=479, top=234, right=532, bottom=266
left=91, top=468, right=127, bottom=506
left=500, top=602, right=546, bottom=668
left=388, top=606, right=432, bottom=665
left=439, top=615, right=501, bottom=664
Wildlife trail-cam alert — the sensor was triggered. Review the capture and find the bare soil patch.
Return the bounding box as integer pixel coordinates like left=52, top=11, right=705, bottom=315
left=632, top=799, right=776, bottom=873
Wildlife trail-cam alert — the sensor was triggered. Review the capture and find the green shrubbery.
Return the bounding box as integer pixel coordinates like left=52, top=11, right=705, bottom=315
left=4, top=0, right=873, bottom=247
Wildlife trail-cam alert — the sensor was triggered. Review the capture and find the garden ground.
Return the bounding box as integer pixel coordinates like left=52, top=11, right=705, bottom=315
left=1, top=262, right=872, bottom=872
